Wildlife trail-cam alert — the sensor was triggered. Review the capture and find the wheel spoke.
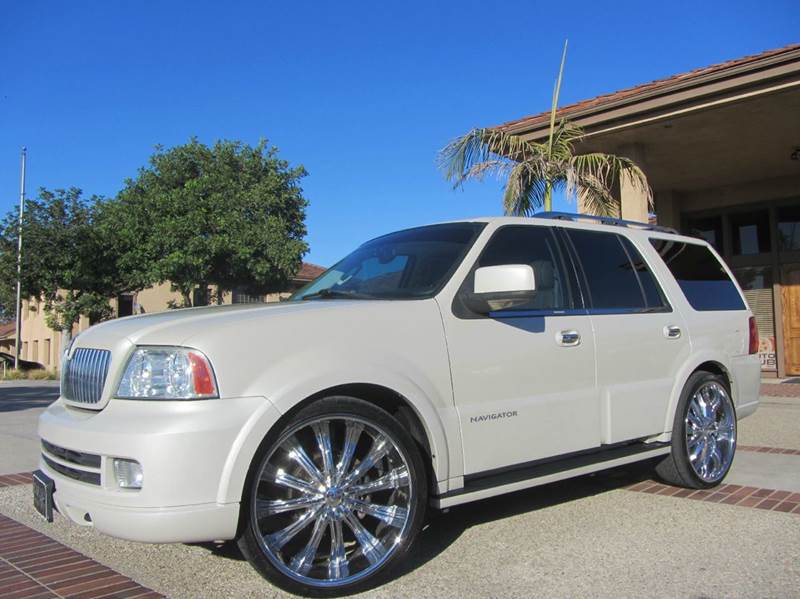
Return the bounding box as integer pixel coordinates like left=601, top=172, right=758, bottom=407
left=341, top=436, right=391, bottom=487
left=716, top=424, right=735, bottom=440
left=709, top=445, right=723, bottom=474
left=312, top=421, right=335, bottom=481
left=328, top=519, right=349, bottom=580
left=686, top=409, right=703, bottom=430
left=257, top=495, right=323, bottom=517
left=266, top=507, right=321, bottom=551
left=336, top=422, right=364, bottom=483
left=262, top=465, right=322, bottom=496
left=344, top=511, right=387, bottom=565
left=289, top=513, right=329, bottom=576
left=349, top=466, right=409, bottom=496
left=351, top=499, right=408, bottom=528
left=690, top=437, right=706, bottom=465
left=284, top=438, right=325, bottom=485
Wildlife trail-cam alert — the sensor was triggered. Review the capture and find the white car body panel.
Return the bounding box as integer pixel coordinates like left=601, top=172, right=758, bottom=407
left=38, top=215, right=761, bottom=540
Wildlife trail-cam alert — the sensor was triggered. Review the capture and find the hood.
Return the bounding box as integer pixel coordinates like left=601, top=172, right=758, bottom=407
left=73, top=300, right=373, bottom=349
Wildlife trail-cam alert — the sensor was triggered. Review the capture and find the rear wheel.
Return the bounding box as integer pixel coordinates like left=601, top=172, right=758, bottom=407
left=656, top=371, right=737, bottom=489
left=238, top=397, right=427, bottom=597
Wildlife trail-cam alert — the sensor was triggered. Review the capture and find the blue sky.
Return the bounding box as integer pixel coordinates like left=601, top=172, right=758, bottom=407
left=1, top=1, right=797, bottom=267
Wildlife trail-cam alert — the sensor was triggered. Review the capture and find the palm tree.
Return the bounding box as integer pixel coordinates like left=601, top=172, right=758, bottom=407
left=438, top=42, right=652, bottom=217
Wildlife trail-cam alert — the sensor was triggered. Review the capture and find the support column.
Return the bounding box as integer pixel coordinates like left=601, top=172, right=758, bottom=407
left=618, top=143, right=649, bottom=223
left=654, top=189, right=682, bottom=229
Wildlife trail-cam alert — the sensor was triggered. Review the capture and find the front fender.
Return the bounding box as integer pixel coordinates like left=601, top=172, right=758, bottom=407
left=218, top=352, right=461, bottom=505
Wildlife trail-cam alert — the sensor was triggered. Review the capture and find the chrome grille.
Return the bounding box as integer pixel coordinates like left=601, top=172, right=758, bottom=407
left=62, top=348, right=112, bottom=405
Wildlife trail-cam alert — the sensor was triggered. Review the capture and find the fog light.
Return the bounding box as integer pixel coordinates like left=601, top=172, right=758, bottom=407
left=113, top=458, right=143, bottom=489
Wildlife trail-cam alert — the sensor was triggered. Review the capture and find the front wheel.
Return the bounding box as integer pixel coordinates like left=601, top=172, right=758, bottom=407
left=237, top=396, right=427, bottom=597
left=656, top=371, right=737, bottom=489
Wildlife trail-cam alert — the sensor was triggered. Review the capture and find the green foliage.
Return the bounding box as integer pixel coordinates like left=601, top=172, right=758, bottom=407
left=438, top=41, right=652, bottom=217
left=105, top=138, right=309, bottom=306
left=1, top=368, right=27, bottom=380
left=0, top=188, right=119, bottom=332
left=0, top=368, right=57, bottom=380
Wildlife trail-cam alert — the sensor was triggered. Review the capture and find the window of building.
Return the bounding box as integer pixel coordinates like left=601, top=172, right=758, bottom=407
left=193, top=287, right=210, bottom=307
left=685, top=215, right=724, bottom=252
left=472, top=225, right=575, bottom=312
left=32, top=340, right=38, bottom=363
left=777, top=205, right=800, bottom=251
left=731, top=210, right=771, bottom=255
left=232, top=289, right=265, bottom=304
left=567, top=230, right=659, bottom=311
left=22, top=341, right=28, bottom=359
left=44, top=339, right=51, bottom=365
left=650, top=239, right=746, bottom=311
left=118, top=295, right=134, bottom=317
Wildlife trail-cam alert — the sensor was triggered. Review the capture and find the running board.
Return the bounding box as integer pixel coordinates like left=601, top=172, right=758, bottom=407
left=432, top=442, right=671, bottom=509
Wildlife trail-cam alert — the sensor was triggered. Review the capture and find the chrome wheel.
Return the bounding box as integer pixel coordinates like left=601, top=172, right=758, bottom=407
left=685, top=381, right=736, bottom=483
left=252, top=416, right=414, bottom=588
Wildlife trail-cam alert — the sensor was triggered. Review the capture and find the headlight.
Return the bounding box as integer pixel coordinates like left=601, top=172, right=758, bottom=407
left=116, top=347, right=219, bottom=400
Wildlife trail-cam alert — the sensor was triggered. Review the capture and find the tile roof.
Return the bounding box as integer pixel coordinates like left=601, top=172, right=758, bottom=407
left=0, top=321, right=15, bottom=339
left=295, top=262, right=326, bottom=281
left=495, top=43, right=800, bottom=133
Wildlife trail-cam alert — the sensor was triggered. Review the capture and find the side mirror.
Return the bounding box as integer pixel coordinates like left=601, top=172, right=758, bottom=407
left=466, top=264, right=536, bottom=314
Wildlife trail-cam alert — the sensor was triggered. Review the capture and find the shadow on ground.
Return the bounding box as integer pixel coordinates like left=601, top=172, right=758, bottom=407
left=192, top=459, right=658, bottom=582
left=0, top=384, right=60, bottom=413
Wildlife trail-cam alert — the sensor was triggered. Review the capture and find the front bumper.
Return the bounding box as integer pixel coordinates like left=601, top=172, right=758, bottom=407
left=38, top=395, right=280, bottom=543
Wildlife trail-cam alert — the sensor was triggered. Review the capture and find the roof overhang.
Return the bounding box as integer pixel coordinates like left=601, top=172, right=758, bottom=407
left=494, top=45, right=800, bottom=193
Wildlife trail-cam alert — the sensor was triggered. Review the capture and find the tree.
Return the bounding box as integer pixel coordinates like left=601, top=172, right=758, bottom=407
left=0, top=188, right=121, bottom=344
left=438, top=41, right=652, bottom=217
left=105, top=138, right=309, bottom=307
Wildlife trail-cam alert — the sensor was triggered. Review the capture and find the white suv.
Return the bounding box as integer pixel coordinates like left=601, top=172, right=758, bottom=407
left=36, top=214, right=761, bottom=596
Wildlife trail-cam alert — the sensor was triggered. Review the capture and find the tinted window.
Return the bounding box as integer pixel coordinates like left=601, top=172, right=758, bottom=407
left=475, top=225, right=575, bottom=311
left=650, top=239, right=746, bottom=311
left=566, top=230, right=648, bottom=311
left=292, top=223, right=484, bottom=300
left=619, top=237, right=670, bottom=310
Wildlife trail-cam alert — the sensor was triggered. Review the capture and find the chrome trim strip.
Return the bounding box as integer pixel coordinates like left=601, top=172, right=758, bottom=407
left=62, top=348, right=111, bottom=405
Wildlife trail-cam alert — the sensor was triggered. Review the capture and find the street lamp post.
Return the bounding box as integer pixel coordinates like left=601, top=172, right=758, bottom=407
left=14, top=147, right=27, bottom=370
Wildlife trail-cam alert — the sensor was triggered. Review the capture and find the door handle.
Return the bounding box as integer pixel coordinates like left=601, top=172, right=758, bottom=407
left=664, top=325, right=682, bottom=339
left=557, top=330, right=581, bottom=347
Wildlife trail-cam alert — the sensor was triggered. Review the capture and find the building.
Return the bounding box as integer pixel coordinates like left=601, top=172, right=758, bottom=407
left=15, top=262, right=326, bottom=372
left=493, top=44, right=800, bottom=377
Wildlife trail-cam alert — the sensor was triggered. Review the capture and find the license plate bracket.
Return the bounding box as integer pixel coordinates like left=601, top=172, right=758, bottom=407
left=32, top=470, right=54, bottom=523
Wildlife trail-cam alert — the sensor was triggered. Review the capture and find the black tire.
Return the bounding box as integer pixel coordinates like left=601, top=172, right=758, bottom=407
left=237, top=396, right=428, bottom=597
left=656, top=370, right=737, bottom=489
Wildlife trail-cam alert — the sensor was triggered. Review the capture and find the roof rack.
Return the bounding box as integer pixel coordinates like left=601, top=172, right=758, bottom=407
left=536, top=211, right=679, bottom=235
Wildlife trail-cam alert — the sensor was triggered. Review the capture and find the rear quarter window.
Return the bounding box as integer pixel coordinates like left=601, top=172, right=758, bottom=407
left=650, top=238, right=746, bottom=311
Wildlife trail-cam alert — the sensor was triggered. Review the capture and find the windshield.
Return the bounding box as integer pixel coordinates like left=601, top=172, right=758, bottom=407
left=291, top=222, right=485, bottom=301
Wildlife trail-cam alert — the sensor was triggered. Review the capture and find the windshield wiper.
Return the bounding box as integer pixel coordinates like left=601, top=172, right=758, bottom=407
left=301, top=289, right=377, bottom=301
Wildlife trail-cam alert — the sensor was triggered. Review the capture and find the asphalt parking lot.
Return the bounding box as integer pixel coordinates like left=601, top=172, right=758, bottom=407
left=1, top=382, right=798, bottom=598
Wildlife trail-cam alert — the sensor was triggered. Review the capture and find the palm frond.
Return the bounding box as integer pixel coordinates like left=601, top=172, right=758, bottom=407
left=570, top=152, right=653, bottom=213
left=438, top=128, right=537, bottom=188
left=502, top=162, right=548, bottom=216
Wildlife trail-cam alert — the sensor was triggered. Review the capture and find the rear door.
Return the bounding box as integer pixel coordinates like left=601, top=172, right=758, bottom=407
left=562, top=229, right=691, bottom=444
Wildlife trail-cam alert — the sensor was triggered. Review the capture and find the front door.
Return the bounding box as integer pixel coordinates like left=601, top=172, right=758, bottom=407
left=441, top=225, right=599, bottom=476
left=782, top=265, right=800, bottom=375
